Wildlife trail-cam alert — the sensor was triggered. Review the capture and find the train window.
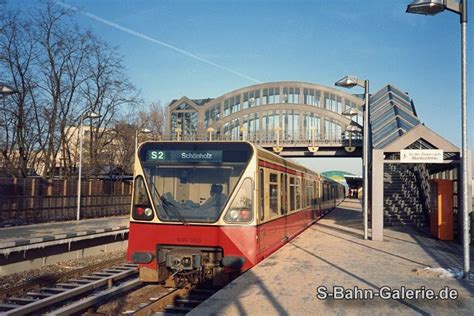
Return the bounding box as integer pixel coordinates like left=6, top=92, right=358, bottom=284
left=301, top=179, right=306, bottom=208
left=259, top=168, right=264, bottom=221
left=139, top=142, right=252, bottom=223
left=269, top=173, right=279, bottom=217
left=134, top=176, right=149, bottom=205
left=289, top=177, right=296, bottom=211
left=314, top=181, right=319, bottom=201
left=295, top=178, right=301, bottom=210
left=224, top=178, right=253, bottom=223
left=280, top=173, right=287, bottom=214
left=132, top=176, right=154, bottom=221
left=306, top=180, right=313, bottom=206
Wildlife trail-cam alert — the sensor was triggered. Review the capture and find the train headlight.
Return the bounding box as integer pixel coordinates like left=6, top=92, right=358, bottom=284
left=144, top=208, right=153, bottom=216
left=225, top=208, right=252, bottom=223
left=223, top=178, right=253, bottom=224
left=229, top=210, right=240, bottom=220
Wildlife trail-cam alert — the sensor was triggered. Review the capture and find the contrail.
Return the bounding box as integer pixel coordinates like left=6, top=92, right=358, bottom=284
left=56, top=1, right=261, bottom=83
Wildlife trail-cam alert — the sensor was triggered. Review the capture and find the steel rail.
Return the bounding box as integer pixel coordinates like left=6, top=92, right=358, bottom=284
left=47, top=277, right=142, bottom=315
left=0, top=257, right=126, bottom=300
left=1, top=264, right=137, bottom=315
left=132, top=287, right=188, bottom=316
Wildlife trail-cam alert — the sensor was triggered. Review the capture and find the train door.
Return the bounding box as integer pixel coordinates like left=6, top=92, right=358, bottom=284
left=258, top=168, right=285, bottom=255
left=281, top=172, right=289, bottom=240
left=257, top=167, right=265, bottom=254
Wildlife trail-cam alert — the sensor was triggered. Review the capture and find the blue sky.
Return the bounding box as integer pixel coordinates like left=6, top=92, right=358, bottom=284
left=8, top=0, right=473, bottom=175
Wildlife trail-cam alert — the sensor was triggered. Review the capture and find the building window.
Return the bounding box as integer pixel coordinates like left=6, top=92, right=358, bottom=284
left=324, top=120, right=342, bottom=141
left=262, top=87, right=280, bottom=105
left=304, top=88, right=321, bottom=107
left=324, top=93, right=337, bottom=112
left=171, top=111, right=198, bottom=139
left=282, top=110, right=300, bottom=141
left=303, top=114, right=321, bottom=141
left=243, top=90, right=260, bottom=109
left=283, top=87, right=300, bottom=104
left=336, top=96, right=343, bottom=114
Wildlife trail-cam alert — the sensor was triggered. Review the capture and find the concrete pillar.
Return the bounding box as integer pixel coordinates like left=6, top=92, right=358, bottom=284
left=371, top=149, right=384, bottom=241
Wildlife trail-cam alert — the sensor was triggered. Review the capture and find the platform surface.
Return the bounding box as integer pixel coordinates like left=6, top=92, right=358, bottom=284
left=191, top=199, right=474, bottom=315
left=0, top=216, right=129, bottom=250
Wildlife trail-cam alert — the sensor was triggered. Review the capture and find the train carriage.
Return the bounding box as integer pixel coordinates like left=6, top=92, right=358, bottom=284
left=127, top=141, right=344, bottom=287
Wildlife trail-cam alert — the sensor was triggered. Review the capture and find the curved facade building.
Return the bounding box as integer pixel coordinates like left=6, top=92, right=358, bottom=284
left=166, top=81, right=364, bottom=146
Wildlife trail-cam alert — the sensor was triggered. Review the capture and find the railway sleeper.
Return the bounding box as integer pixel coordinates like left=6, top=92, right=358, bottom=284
left=6, top=297, right=38, bottom=305
left=55, top=283, right=82, bottom=288
left=164, top=305, right=194, bottom=313
left=174, top=298, right=203, bottom=306
left=68, top=279, right=93, bottom=284
left=40, top=287, right=69, bottom=293
left=26, top=292, right=54, bottom=298
left=91, top=272, right=116, bottom=277
left=80, top=276, right=104, bottom=280
left=0, top=303, right=22, bottom=311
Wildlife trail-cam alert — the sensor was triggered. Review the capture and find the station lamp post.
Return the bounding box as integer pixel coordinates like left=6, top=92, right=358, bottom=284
left=175, top=127, right=182, bottom=141
left=240, top=126, right=248, bottom=141
left=342, top=108, right=360, bottom=153
left=273, top=126, right=283, bottom=153
left=308, top=126, right=319, bottom=153
left=207, top=127, right=215, bottom=141
left=77, top=111, right=101, bottom=221
left=135, top=128, right=152, bottom=153
left=335, top=76, right=370, bottom=240
left=406, top=0, right=470, bottom=279
left=0, top=83, right=19, bottom=96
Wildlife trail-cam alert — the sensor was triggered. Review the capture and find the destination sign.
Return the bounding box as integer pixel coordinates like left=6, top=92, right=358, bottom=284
left=146, top=150, right=223, bottom=162
left=400, top=149, right=444, bottom=163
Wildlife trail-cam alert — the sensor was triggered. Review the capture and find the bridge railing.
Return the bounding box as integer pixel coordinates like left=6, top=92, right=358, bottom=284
left=156, top=132, right=363, bottom=147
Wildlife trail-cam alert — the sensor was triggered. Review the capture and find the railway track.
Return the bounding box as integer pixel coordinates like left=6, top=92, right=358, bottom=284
left=129, top=285, right=219, bottom=315
left=0, top=263, right=139, bottom=315
left=1, top=257, right=221, bottom=315
left=0, top=256, right=126, bottom=300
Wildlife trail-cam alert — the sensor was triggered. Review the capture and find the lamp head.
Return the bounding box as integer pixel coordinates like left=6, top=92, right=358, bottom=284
left=335, top=75, right=363, bottom=88
left=406, top=0, right=446, bottom=15
left=140, top=128, right=152, bottom=134
left=86, top=111, right=101, bottom=119
left=0, top=84, right=19, bottom=96
left=342, top=108, right=359, bottom=117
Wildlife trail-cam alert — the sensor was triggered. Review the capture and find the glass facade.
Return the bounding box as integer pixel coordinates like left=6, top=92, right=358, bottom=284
left=370, top=85, right=420, bottom=148
left=170, top=101, right=198, bottom=140
left=169, top=82, right=364, bottom=143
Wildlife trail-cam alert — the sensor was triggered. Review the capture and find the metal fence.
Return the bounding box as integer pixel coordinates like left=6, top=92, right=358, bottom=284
left=0, top=177, right=132, bottom=226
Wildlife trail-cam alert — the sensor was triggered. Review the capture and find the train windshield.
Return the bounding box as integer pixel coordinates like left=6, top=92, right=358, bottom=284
left=138, top=142, right=253, bottom=223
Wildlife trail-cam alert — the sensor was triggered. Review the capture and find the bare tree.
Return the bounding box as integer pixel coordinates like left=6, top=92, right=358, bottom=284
left=138, top=101, right=165, bottom=138
left=32, top=2, right=92, bottom=178
left=0, top=12, right=41, bottom=177
left=0, top=1, right=144, bottom=178
left=80, top=38, right=142, bottom=176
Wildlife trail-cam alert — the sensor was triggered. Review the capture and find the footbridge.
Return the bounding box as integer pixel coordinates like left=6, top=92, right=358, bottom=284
left=165, top=81, right=365, bottom=157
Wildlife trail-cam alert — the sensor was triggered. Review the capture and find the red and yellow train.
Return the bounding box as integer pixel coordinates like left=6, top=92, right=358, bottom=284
left=127, top=141, right=344, bottom=286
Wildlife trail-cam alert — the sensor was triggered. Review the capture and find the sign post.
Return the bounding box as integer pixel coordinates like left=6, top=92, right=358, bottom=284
left=400, top=149, right=444, bottom=163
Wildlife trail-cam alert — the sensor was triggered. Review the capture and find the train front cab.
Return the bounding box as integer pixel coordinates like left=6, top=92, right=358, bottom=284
left=127, top=142, right=260, bottom=286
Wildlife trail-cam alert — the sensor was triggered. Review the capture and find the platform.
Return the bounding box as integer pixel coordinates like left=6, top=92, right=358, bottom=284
left=191, top=199, right=474, bottom=315
left=0, top=216, right=129, bottom=255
